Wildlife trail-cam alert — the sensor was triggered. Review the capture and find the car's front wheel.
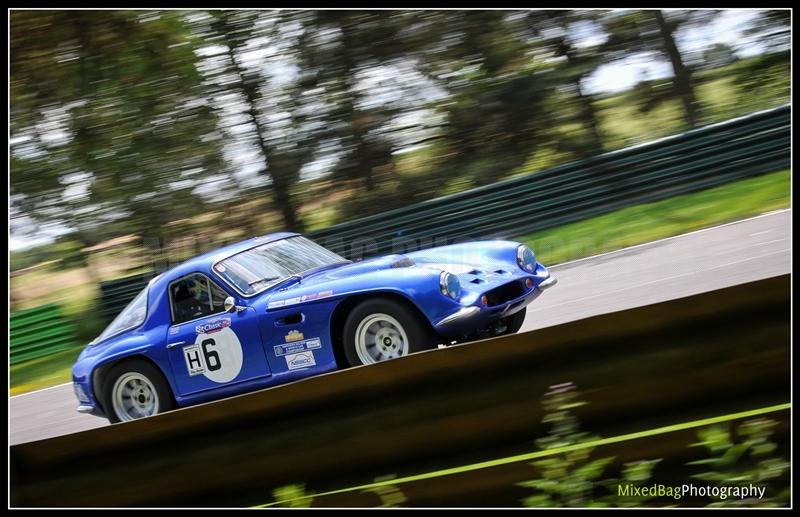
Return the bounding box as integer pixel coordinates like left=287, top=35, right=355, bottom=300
left=102, top=359, right=175, bottom=423
left=343, top=299, right=436, bottom=367
left=499, top=309, right=526, bottom=336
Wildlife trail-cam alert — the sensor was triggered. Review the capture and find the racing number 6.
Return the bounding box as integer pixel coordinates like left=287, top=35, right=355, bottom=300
left=201, top=338, right=222, bottom=371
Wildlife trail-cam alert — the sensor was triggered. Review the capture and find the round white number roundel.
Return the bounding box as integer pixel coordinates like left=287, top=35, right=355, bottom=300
left=193, top=326, right=243, bottom=383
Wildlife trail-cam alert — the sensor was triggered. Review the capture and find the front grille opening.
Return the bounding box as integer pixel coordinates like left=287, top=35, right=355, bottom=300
left=485, top=281, right=525, bottom=306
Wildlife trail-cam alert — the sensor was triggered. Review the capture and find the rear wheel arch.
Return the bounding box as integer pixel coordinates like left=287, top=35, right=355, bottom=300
left=92, top=354, right=175, bottom=415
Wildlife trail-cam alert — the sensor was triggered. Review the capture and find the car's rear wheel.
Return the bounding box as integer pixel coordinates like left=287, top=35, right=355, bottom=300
left=343, top=299, right=436, bottom=367
left=102, top=359, right=175, bottom=423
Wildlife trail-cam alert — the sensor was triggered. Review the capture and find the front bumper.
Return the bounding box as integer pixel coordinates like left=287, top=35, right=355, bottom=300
left=72, top=350, right=107, bottom=418
left=433, top=266, right=556, bottom=336
left=538, top=275, right=558, bottom=291
left=72, top=378, right=105, bottom=417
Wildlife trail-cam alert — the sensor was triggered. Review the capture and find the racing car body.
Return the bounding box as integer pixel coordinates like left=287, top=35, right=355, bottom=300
left=72, top=233, right=556, bottom=422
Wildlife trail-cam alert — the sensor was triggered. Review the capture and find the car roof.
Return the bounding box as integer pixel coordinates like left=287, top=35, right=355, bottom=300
left=152, top=231, right=299, bottom=288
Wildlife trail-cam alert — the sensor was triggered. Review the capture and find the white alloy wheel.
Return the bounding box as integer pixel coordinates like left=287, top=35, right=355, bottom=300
left=111, top=372, right=160, bottom=421
left=354, top=313, right=410, bottom=365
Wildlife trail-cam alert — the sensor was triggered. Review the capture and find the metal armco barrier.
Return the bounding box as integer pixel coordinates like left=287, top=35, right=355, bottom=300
left=308, top=105, right=790, bottom=259
left=10, top=274, right=790, bottom=507
left=9, top=304, right=77, bottom=365
left=98, top=272, right=156, bottom=324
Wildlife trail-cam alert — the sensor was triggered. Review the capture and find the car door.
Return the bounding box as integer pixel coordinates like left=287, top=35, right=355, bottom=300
left=165, top=272, right=271, bottom=396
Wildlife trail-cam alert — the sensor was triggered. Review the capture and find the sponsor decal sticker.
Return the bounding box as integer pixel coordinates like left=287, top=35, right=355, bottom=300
left=285, top=330, right=304, bottom=342
left=274, top=337, right=321, bottom=357
left=214, top=263, right=226, bottom=273
left=169, top=327, right=179, bottom=335
left=286, top=351, right=316, bottom=370
left=269, top=291, right=334, bottom=308
left=195, top=318, right=231, bottom=335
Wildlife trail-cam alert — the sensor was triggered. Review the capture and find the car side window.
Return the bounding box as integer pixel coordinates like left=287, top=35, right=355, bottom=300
left=208, top=277, right=229, bottom=313
left=170, top=273, right=230, bottom=325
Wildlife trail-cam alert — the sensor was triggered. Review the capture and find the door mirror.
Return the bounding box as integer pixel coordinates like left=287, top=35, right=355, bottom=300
left=224, top=296, right=242, bottom=313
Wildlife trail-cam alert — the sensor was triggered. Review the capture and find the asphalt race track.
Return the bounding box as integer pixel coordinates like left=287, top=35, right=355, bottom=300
left=9, top=209, right=791, bottom=445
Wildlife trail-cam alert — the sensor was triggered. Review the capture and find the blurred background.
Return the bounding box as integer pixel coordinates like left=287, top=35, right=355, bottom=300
left=8, top=9, right=790, bottom=392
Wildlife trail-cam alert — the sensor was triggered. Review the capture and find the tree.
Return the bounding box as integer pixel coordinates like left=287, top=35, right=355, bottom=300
left=701, top=43, right=738, bottom=71
left=11, top=10, right=227, bottom=248
left=726, top=11, right=790, bottom=110
left=411, top=11, right=553, bottom=186
left=195, top=10, right=310, bottom=232
left=523, top=10, right=608, bottom=157
left=293, top=11, right=424, bottom=193
left=742, top=10, right=790, bottom=54
left=601, top=10, right=722, bottom=127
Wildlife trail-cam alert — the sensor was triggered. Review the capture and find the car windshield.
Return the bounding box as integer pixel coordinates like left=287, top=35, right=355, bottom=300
left=95, top=287, right=149, bottom=343
left=214, top=236, right=347, bottom=295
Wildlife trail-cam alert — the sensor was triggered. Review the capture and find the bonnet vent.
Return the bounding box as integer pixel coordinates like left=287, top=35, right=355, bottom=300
left=390, top=257, right=415, bottom=268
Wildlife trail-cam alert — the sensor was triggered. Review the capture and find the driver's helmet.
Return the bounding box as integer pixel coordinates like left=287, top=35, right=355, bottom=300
left=188, top=278, right=210, bottom=303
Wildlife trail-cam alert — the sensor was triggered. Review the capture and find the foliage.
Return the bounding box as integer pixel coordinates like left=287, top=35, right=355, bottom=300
left=11, top=11, right=226, bottom=245
left=271, top=484, right=315, bottom=508
left=599, top=10, right=722, bottom=127
left=517, top=382, right=616, bottom=507
left=10, top=9, right=790, bottom=254
left=594, top=459, right=663, bottom=507
left=520, top=169, right=790, bottom=266
left=523, top=11, right=607, bottom=156
left=688, top=418, right=790, bottom=507
left=362, top=476, right=409, bottom=508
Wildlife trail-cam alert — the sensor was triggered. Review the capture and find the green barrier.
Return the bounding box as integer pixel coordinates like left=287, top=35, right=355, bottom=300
left=98, top=272, right=155, bottom=324
left=10, top=304, right=77, bottom=365
left=308, top=105, right=790, bottom=258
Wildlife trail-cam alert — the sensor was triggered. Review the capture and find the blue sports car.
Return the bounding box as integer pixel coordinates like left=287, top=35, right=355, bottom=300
left=72, top=233, right=556, bottom=422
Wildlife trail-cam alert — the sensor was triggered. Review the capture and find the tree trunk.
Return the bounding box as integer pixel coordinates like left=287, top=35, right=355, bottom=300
left=577, top=87, right=604, bottom=156
left=223, top=41, right=303, bottom=232
left=654, top=10, right=701, bottom=127
left=558, top=37, right=605, bottom=157
left=271, top=175, right=301, bottom=232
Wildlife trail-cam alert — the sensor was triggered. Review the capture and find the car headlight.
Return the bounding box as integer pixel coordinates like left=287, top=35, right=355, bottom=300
left=439, top=271, right=461, bottom=300
left=517, top=245, right=536, bottom=272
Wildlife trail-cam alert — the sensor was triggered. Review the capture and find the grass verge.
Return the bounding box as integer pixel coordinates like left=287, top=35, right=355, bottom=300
left=10, top=346, right=85, bottom=396
left=518, top=170, right=790, bottom=266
